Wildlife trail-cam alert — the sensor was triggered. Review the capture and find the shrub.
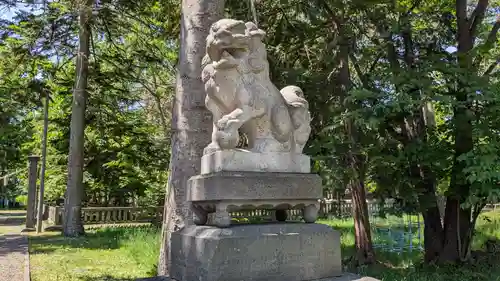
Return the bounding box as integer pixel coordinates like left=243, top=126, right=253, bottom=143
left=15, top=195, right=28, bottom=206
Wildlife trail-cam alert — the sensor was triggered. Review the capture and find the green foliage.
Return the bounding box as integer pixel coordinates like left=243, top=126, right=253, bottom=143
left=15, top=194, right=27, bottom=205
left=29, top=226, right=161, bottom=280
left=1, top=0, right=499, bottom=264
left=0, top=1, right=178, bottom=207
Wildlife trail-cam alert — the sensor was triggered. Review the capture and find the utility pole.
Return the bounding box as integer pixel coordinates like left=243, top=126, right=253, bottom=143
left=36, top=93, right=49, bottom=233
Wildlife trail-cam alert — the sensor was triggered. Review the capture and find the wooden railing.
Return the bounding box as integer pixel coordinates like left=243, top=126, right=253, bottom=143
left=47, top=201, right=500, bottom=227
left=46, top=206, right=163, bottom=226
left=46, top=201, right=386, bottom=226
left=81, top=206, right=163, bottom=224
left=231, top=209, right=303, bottom=221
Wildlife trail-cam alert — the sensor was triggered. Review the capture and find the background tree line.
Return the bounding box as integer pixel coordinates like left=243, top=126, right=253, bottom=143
left=1, top=0, right=499, bottom=266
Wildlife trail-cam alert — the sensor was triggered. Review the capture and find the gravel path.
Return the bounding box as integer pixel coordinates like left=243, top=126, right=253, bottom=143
left=0, top=212, right=29, bottom=281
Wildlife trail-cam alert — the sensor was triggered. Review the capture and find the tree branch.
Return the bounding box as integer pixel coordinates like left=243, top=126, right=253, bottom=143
left=485, top=20, right=500, bottom=48
left=386, top=35, right=401, bottom=74
left=384, top=123, right=408, bottom=144
left=474, top=20, right=500, bottom=69
left=469, top=0, right=489, bottom=37
left=405, top=0, right=423, bottom=16
left=349, top=52, right=382, bottom=91
left=456, top=0, right=468, bottom=28
left=402, top=20, right=415, bottom=67
left=368, top=53, right=382, bottom=74
left=319, top=0, right=342, bottom=27
left=483, top=58, right=499, bottom=76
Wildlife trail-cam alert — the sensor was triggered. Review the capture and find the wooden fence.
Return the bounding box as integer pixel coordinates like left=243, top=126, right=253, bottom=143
left=47, top=201, right=500, bottom=226
left=46, top=200, right=385, bottom=226
left=47, top=206, right=163, bottom=226
left=47, top=203, right=352, bottom=226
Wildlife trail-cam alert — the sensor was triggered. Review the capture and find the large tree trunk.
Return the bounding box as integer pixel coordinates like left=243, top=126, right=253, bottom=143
left=334, top=17, right=375, bottom=264
left=392, top=12, right=447, bottom=262
left=157, top=0, right=225, bottom=276
left=437, top=0, right=477, bottom=262
left=440, top=198, right=472, bottom=262
left=63, top=0, right=94, bottom=237
left=417, top=182, right=444, bottom=262
left=350, top=173, right=375, bottom=264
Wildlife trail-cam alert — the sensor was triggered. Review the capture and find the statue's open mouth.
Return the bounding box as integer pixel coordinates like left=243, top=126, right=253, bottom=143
left=212, top=47, right=247, bottom=69
left=223, top=47, right=246, bottom=59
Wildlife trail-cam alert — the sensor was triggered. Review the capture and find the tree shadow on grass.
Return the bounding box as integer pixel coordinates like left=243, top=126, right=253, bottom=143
left=80, top=276, right=171, bottom=281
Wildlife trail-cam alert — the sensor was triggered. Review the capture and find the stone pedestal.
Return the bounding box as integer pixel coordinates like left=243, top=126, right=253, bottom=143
left=187, top=172, right=322, bottom=227
left=170, top=224, right=342, bottom=281
left=201, top=150, right=311, bottom=174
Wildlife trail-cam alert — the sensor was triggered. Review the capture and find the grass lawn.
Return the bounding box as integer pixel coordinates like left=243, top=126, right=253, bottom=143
left=29, top=226, right=160, bottom=281
left=321, top=211, right=500, bottom=281
left=23, top=211, right=500, bottom=281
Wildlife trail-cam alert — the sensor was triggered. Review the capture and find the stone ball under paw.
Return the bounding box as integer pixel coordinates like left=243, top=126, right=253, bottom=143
left=216, top=131, right=240, bottom=149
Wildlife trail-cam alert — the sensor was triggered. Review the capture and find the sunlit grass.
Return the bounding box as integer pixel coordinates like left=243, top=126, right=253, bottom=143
left=24, top=211, right=500, bottom=281
left=29, top=226, right=161, bottom=281
left=320, top=212, right=500, bottom=281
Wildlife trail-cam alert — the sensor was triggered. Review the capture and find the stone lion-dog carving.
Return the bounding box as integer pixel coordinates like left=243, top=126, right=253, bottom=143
left=201, top=19, right=311, bottom=155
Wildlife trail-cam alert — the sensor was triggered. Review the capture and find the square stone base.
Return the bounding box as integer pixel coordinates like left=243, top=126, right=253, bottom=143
left=201, top=150, right=311, bottom=174
left=188, top=171, right=322, bottom=202
left=187, top=172, right=322, bottom=227
left=170, top=223, right=342, bottom=281
left=146, top=274, right=380, bottom=281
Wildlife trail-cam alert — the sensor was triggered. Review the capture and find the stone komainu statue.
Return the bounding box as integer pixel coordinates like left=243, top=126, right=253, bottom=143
left=201, top=19, right=311, bottom=155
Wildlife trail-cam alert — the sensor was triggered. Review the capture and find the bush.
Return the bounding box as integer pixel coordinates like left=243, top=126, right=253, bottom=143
left=15, top=195, right=28, bottom=206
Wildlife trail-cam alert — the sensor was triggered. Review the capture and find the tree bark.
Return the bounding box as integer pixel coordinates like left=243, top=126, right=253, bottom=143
left=351, top=173, right=375, bottom=264
left=437, top=0, right=476, bottom=262
left=157, top=0, right=225, bottom=276
left=335, top=18, right=375, bottom=264
left=418, top=186, right=444, bottom=262
left=63, top=0, right=94, bottom=237
left=385, top=10, right=448, bottom=262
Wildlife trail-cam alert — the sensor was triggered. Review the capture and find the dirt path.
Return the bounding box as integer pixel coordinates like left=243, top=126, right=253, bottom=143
left=0, top=211, right=29, bottom=281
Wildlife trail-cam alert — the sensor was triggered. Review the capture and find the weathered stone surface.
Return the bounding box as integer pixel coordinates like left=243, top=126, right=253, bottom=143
left=317, top=274, right=381, bottom=281
left=188, top=171, right=321, bottom=201
left=201, top=149, right=310, bottom=174
left=187, top=171, right=322, bottom=227
left=151, top=275, right=379, bottom=281
left=202, top=19, right=312, bottom=155
left=140, top=274, right=380, bottom=281
left=135, top=277, right=171, bottom=281
left=170, top=223, right=342, bottom=281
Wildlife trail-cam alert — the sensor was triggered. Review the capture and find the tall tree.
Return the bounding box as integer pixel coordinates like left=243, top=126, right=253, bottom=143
left=63, top=0, right=94, bottom=236
left=440, top=0, right=500, bottom=262
left=326, top=4, right=375, bottom=264
left=157, top=0, right=225, bottom=275
left=348, top=0, right=500, bottom=262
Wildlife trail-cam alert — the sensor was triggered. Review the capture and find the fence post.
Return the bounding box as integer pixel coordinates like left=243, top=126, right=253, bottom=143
left=24, top=155, right=40, bottom=230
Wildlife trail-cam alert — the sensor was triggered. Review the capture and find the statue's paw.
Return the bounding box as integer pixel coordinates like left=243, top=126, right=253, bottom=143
left=203, top=142, right=220, bottom=155
left=216, top=117, right=230, bottom=129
